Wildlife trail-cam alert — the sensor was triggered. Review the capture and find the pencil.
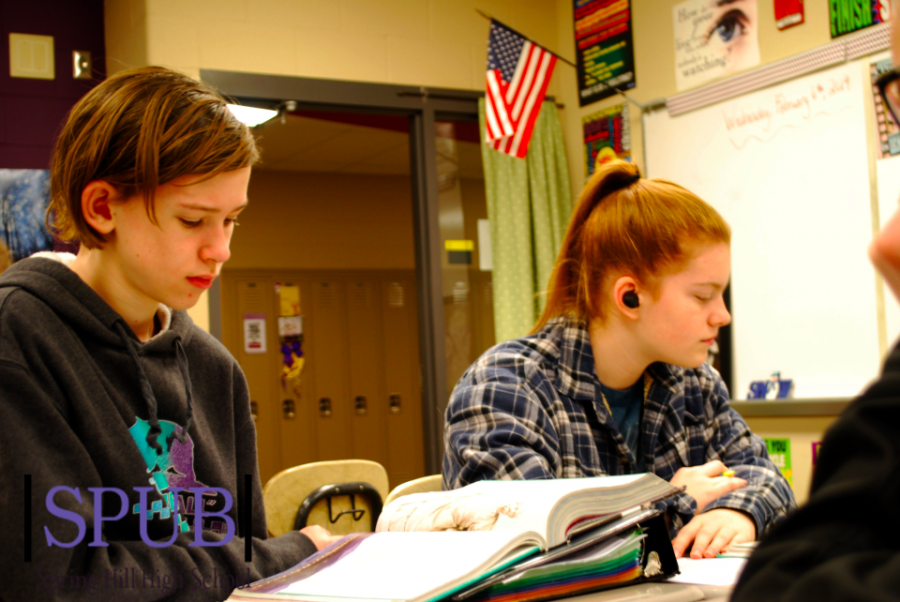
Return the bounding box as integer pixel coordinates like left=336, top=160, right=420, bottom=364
left=722, top=469, right=735, bottom=477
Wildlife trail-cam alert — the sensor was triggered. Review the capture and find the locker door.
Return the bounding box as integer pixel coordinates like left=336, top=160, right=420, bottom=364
left=346, top=279, right=388, bottom=466
left=381, top=278, right=424, bottom=487
left=277, top=277, right=317, bottom=472
left=233, top=277, right=281, bottom=484
left=308, top=279, right=351, bottom=460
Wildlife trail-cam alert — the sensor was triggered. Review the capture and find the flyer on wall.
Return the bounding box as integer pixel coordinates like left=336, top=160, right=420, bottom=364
left=672, top=0, right=760, bottom=92
left=583, top=103, right=630, bottom=180
left=829, top=0, right=890, bottom=38
left=573, top=0, right=636, bottom=107
left=870, top=52, right=900, bottom=158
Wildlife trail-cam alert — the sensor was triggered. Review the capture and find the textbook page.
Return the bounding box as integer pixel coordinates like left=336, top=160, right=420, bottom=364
left=276, top=531, right=540, bottom=601
left=378, top=473, right=676, bottom=547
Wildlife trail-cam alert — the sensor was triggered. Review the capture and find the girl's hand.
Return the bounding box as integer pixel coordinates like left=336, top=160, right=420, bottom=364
left=670, top=460, right=747, bottom=512
left=671, top=508, right=756, bottom=558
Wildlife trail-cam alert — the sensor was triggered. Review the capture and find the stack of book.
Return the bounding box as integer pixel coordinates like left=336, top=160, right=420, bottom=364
left=229, top=473, right=682, bottom=602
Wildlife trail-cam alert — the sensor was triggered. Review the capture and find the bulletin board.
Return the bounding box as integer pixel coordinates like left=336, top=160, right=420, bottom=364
left=645, top=60, right=881, bottom=399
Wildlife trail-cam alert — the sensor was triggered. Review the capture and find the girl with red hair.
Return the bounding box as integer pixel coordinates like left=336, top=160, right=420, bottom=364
left=443, top=160, right=795, bottom=560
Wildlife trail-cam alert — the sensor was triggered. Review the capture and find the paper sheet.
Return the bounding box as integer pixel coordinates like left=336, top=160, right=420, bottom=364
left=667, top=557, right=747, bottom=587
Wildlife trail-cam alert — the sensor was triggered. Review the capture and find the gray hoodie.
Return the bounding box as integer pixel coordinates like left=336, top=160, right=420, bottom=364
left=0, top=256, right=316, bottom=601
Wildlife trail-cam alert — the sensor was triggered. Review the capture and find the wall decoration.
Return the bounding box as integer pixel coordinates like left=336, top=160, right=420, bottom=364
left=774, top=0, right=804, bottom=30
left=673, top=0, right=760, bottom=92
left=243, top=313, right=267, bottom=354
left=275, top=284, right=304, bottom=394
left=582, top=103, right=630, bottom=180
left=0, top=169, right=53, bottom=262
left=871, top=54, right=900, bottom=158
left=573, top=0, right=636, bottom=106
left=765, top=438, right=793, bottom=486
left=829, top=0, right=890, bottom=38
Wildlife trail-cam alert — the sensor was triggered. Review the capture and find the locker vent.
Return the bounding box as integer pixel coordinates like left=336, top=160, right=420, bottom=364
left=388, top=282, right=404, bottom=307
left=316, top=282, right=335, bottom=307
left=484, top=282, right=493, bottom=306
left=352, top=282, right=372, bottom=308
left=240, top=282, right=264, bottom=311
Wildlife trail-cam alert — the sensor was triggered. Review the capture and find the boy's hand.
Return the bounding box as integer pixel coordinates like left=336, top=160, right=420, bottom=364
left=669, top=460, right=747, bottom=512
left=671, top=508, right=756, bottom=558
left=299, top=525, right=343, bottom=550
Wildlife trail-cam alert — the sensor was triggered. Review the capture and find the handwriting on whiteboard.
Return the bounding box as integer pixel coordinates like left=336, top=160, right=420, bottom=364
left=722, top=74, right=853, bottom=149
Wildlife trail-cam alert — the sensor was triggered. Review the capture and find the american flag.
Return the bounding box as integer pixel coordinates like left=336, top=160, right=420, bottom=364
left=485, top=20, right=557, bottom=159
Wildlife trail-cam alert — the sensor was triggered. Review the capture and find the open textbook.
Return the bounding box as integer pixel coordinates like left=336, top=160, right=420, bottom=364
left=228, top=473, right=681, bottom=602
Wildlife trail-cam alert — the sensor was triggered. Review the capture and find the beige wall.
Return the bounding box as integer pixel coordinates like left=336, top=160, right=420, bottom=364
left=105, top=0, right=560, bottom=93
left=231, top=169, right=416, bottom=270
left=744, top=415, right=838, bottom=506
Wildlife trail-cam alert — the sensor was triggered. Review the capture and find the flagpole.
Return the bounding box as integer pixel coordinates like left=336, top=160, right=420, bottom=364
left=475, top=8, right=658, bottom=112
left=475, top=9, right=576, bottom=68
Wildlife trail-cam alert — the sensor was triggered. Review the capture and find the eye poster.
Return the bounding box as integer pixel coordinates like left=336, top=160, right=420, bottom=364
left=673, top=0, right=760, bottom=92
left=583, top=103, right=631, bottom=180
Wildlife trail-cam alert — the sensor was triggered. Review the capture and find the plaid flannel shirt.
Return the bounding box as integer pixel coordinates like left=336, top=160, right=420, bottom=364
left=443, top=318, right=797, bottom=536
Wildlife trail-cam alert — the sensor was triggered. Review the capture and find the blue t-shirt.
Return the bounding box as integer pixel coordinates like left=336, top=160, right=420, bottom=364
left=599, top=378, right=645, bottom=472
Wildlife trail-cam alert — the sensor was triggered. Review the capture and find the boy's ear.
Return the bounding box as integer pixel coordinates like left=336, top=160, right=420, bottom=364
left=80, top=180, right=120, bottom=235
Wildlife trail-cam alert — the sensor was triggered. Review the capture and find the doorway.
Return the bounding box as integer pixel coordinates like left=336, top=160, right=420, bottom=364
left=205, top=71, right=490, bottom=484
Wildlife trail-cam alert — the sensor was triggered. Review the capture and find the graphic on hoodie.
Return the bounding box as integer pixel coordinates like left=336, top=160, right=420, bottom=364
left=129, top=417, right=229, bottom=534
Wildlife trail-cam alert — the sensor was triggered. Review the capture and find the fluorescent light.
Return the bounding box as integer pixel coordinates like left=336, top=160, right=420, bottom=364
left=227, top=104, right=278, bottom=127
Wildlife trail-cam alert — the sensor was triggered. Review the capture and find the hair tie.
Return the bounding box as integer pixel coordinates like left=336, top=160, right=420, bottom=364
left=623, top=172, right=641, bottom=186
left=596, top=171, right=641, bottom=203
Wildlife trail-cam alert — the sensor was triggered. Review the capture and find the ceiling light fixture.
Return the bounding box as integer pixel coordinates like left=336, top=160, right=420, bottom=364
left=227, top=104, right=279, bottom=127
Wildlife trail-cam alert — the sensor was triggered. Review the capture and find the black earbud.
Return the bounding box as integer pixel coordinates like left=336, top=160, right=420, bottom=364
left=623, top=291, right=640, bottom=308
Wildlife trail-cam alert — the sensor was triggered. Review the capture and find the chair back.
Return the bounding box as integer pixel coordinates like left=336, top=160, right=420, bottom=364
left=383, top=474, right=443, bottom=507
left=263, top=459, right=390, bottom=537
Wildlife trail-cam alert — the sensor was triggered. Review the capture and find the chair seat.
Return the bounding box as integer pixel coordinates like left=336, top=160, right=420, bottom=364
left=383, top=474, right=443, bottom=507
left=263, top=459, right=390, bottom=537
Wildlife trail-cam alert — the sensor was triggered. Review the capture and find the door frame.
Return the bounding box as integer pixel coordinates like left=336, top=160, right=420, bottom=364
left=201, top=69, right=483, bottom=474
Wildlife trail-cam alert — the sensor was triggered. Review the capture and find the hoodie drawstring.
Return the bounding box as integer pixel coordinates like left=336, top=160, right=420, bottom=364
left=173, top=339, right=194, bottom=444
left=114, top=322, right=194, bottom=454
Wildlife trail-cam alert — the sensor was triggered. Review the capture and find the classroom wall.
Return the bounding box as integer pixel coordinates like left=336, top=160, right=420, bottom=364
left=104, top=1, right=848, bottom=481
left=553, top=1, right=834, bottom=200
left=232, top=169, right=415, bottom=270
left=744, top=415, right=838, bottom=506
left=104, top=0, right=560, bottom=95
left=102, top=0, right=562, bottom=329
left=1, top=0, right=106, bottom=170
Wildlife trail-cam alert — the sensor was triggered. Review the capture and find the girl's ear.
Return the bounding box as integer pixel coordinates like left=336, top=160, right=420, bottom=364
left=612, top=276, right=641, bottom=319
left=80, top=181, right=120, bottom=235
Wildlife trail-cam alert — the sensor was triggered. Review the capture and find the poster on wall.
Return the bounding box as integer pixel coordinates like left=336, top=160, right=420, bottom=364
left=573, top=0, right=636, bottom=107
left=583, top=103, right=631, bottom=180
left=765, top=438, right=793, bottom=487
left=673, top=0, right=760, bottom=92
left=0, top=169, right=54, bottom=263
left=243, top=313, right=267, bottom=354
left=774, top=0, right=804, bottom=30
left=829, top=0, right=890, bottom=38
left=871, top=54, right=900, bottom=157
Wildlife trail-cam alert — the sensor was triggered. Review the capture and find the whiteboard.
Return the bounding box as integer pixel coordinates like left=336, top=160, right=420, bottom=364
left=645, top=61, right=880, bottom=399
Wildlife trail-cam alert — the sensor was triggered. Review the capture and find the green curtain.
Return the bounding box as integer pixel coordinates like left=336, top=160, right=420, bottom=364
left=479, top=99, right=572, bottom=343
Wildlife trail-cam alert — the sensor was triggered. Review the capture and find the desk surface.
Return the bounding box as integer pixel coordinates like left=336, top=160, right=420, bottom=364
left=562, top=582, right=730, bottom=601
